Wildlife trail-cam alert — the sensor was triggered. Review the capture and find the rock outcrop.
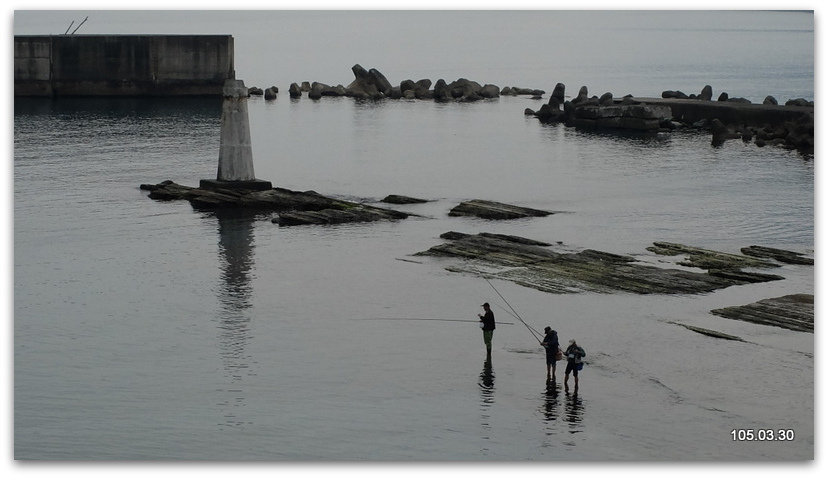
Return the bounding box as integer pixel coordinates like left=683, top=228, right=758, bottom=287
left=448, top=199, right=553, bottom=220
left=140, top=180, right=411, bottom=226
left=711, top=294, right=814, bottom=333
left=740, top=245, right=814, bottom=265
left=645, top=242, right=785, bottom=283
left=414, top=233, right=785, bottom=295
left=381, top=194, right=429, bottom=204
left=668, top=322, right=747, bottom=342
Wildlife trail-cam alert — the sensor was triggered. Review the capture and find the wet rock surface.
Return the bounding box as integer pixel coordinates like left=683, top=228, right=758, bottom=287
left=275, top=206, right=409, bottom=226
left=140, top=180, right=410, bottom=226
left=381, top=194, right=429, bottom=204
left=667, top=322, right=747, bottom=342
left=414, top=232, right=784, bottom=294
left=740, top=245, right=814, bottom=265
left=448, top=199, right=553, bottom=220
left=646, top=241, right=780, bottom=271
left=711, top=294, right=814, bottom=333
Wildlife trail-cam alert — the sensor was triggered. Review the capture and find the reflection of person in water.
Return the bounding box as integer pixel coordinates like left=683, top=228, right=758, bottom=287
left=564, top=388, right=584, bottom=431
left=478, top=359, right=495, bottom=436
left=479, top=360, right=495, bottom=395
left=541, top=377, right=560, bottom=423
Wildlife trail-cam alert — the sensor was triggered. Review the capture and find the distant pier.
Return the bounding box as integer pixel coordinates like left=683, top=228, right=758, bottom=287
left=14, top=35, right=235, bottom=97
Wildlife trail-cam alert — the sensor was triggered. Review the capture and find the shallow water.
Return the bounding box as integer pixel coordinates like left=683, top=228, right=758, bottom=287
left=13, top=94, right=814, bottom=460
left=12, top=10, right=814, bottom=461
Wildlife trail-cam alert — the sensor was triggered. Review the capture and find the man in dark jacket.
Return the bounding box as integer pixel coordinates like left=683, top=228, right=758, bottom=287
left=541, top=327, right=560, bottom=381
left=478, top=302, right=496, bottom=357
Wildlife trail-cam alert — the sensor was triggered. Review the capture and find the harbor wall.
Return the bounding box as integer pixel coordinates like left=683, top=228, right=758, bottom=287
left=14, top=35, right=235, bottom=96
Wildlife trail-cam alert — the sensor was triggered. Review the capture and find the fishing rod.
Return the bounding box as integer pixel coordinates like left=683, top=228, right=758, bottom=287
left=479, top=273, right=544, bottom=344
left=493, top=303, right=544, bottom=337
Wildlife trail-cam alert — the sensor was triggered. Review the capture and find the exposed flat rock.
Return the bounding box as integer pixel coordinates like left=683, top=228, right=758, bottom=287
left=711, top=294, right=814, bottom=333
left=448, top=199, right=553, bottom=220
left=667, top=322, right=746, bottom=342
left=381, top=194, right=429, bottom=204
left=647, top=241, right=780, bottom=271
left=276, top=206, right=409, bottom=226
left=740, top=245, right=814, bottom=265
left=414, top=232, right=783, bottom=294
left=140, top=180, right=410, bottom=226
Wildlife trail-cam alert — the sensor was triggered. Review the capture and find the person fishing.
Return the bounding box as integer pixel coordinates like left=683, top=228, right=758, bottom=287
left=564, top=339, right=586, bottom=391
left=478, top=302, right=496, bottom=357
left=541, top=327, right=560, bottom=381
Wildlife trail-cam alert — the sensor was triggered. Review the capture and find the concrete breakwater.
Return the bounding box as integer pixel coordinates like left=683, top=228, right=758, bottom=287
left=14, top=35, right=235, bottom=96
left=525, top=84, right=814, bottom=155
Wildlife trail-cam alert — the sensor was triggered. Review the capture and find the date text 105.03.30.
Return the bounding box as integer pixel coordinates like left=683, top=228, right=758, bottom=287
left=731, top=429, right=795, bottom=441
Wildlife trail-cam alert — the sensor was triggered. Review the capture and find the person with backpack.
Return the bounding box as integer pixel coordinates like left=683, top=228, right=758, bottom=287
left=541, top=326, right=560, bottom=381
left=564, top=339, right=586, bottom=391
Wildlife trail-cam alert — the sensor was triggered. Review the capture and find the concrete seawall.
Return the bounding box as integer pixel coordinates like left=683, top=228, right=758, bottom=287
left=632, top=97, right=812, bottom=126
left=14, top=35, right=235, bottom=96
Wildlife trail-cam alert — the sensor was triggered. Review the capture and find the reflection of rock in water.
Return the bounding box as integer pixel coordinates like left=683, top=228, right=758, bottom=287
left=214, top=210, right=259, bottom=428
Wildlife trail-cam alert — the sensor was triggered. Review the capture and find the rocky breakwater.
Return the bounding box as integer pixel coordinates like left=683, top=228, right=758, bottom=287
left=527, top=84, right=674, bottom=131
left=140, top=180, right=410, bottom=226
left=289, top=64, right=543, bottom=102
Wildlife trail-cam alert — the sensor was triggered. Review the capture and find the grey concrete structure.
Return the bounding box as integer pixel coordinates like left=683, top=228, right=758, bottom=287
left=200, top=79, right=272, bottom=192
left=14, top=35, right=234, bottom=96
left=217, top=80, right=255, bottom=181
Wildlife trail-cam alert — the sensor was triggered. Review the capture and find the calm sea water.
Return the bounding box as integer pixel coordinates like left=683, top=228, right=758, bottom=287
left=12, top=10, right=814, bottom=463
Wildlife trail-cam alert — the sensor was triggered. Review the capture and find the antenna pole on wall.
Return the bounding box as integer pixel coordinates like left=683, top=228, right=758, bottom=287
left=70, top=16, right=88, bottom=34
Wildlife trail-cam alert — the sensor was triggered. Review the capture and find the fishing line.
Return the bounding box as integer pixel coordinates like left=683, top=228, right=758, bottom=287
left=479, top=272, right=544, bottom=343
left=362, top=317, right=515, bottom=325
